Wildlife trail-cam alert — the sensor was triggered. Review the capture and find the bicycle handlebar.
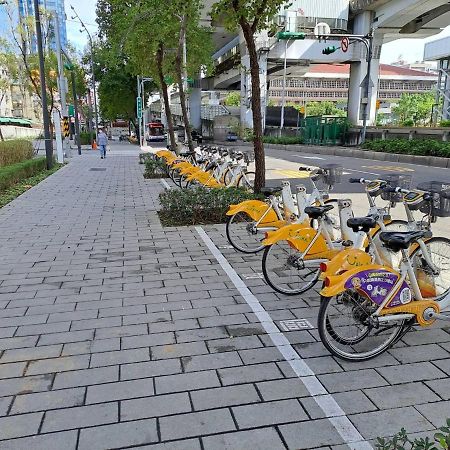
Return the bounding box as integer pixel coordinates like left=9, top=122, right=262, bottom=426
left=349, top=177, right=365, bottom=184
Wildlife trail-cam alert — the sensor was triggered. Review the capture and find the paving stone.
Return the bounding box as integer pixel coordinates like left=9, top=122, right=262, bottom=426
left=202, top=427, right=286, bottom=450
left=301, top=390, right=378, bottom=419
left=0, top=430, right=78, bottom=450
left=159, top=409, right=235, bottom=441
left=0, top=336, right=38, bottom=351
left=123, top=311, right=172, bottom=325
left=155, top=370, right=221, bottom=394
left=257, top=378, right=310, bottom=401
left=0, top=412, right=43, bottom=440
left=121, top=392, right=191, bottom=420
left=377, top=362, right=447, bottom=385
left=0, top=374, right=53, bottom=396
left=122, top=332, right=175, bottom=349
left=78, top=418, right=158, bottom=450
left=86, top=378, right=154, bottom=404
left=11, top=387, right=85, bottom=414
left=38, top=330, right=95, bottom=346
left=389, top=344, right=449, bottom=364
left=151, top=341, right=209, bottom=359
left=191, top=384, right=260, bottom=411
left=121, top=359, right=182, bottom=381
left=149, top=319, right=199, bottom=333
left=26, top=354, right=90, bottom=375
left=402, top=328, right=450, bottom=346
left=432, top=357, right=450, bottom=376
left=0, top=361, right=27, bottom=379
left=207, top=335, right=264, bottom=353
left=425, top=377, right=450, bottom=400
left=171, top=307, right=218, bottom=320
left=175, top=327, right=229, bottom=343
left=53, top=366, right=119, bottom=389
left=0, top=397, right=11, bottom=416
left=42, top=402, right=118, bottom=432
left=349, top=406, right=435, bottom=439
left=218, top=363, right=283, bottom=385
left=0, top=344, right=62, bottom=363
left=319, top=369, right=389, bottom=393
left=90, top=348, right=150, bottom=367
left=233, top=399, right=307, bottom=429
left=279, top=418, right=345, bottom=448
left=95, top=324, right=148, bottom=340
left=16, top=321, right=71, bottom=337
left=364, top=382, right=441, bottom=409
left=198, top=314, right=249, bottom=328
left=238, top=347, right=284, bottom=365
left=182, top=351, right=242, bottom=372
left=416, top=400, right=450, bottom=427
left=133, top=439, right=201, bottom=450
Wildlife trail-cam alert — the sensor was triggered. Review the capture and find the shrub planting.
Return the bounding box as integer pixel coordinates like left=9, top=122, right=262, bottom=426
left=0, top=140, right=34, bottom=167
left=363, top=138, right=450, bottom=158
left=0, top=157, right=47, bottom=191
left=159, top=186, right=260, bottom=226
left=263, top=136, right=304, bottom=145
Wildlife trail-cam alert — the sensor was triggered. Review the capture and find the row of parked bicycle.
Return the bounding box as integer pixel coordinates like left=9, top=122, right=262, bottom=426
left=156, top=146, right=255, bottom=190
left=155, top=147, right=450, bottom=361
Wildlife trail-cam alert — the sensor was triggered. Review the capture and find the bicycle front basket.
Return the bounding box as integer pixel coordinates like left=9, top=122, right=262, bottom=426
left=381, top=174, right=412, bottom=204
left=417, top=181, right=450, bottom=217
left=321, top=164, right=343, bottom=186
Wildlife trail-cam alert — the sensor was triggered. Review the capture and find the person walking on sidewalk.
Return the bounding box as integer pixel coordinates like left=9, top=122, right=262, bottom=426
left=98, top=128, right=108, bottom=159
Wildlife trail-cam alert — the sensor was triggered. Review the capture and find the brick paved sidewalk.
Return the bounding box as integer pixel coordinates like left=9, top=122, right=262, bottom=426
left=0, top=142, right=448, bottom=449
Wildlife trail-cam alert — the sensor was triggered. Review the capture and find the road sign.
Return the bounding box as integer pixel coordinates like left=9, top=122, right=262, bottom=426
left=68, top=104, right=75, bottom=116
left=136, top=97, right=143, bottom=119
left=360, top=74, right=375, bottom=88
left=277, top=31, right=306, bottom=40
left=63, top=117, right=70, bottom=138
left=341, top=37, right=349, bottom=53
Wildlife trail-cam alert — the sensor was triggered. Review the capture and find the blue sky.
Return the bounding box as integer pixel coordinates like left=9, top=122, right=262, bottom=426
left=63, top=0, right=450, bottom=64
left=65, top=0, right=98, bottom=52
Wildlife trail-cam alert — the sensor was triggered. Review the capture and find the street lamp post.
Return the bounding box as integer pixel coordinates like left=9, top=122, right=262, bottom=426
left=33, top=0, right=53, bottom=169
left=70, top=5, right=99, bottom=139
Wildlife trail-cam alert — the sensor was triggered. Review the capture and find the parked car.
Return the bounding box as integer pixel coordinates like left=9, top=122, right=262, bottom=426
left=226, top=131, right=238, bottom=142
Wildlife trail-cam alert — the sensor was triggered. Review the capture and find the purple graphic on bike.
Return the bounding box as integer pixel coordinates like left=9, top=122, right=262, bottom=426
left=345, top=269, right=412, bottom=308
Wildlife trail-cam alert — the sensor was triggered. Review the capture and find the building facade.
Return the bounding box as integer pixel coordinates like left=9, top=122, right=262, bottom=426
left=18, top=0, right=68, bottom=52
left=268, top=63, right=437, bottom=120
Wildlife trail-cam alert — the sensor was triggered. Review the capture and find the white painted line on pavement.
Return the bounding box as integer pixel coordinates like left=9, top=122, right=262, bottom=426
left=160, top=179, right=171, bottom=190
left=345, top=168, right=380, bottom=176
left=294, top=155, right=325, bottom=160
left=196, top=226, right=372, bottom=450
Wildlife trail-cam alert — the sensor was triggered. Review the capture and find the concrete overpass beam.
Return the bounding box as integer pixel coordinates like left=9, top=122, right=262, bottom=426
left=347, top=11, right=381, bottom=126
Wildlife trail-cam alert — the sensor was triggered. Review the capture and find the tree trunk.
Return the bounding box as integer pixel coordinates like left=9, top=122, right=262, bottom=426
left=156, top=42, right=177, bottom=154
left=241, top=23, right=265, bottom=193
left=175, top=14, right=195, bottom=152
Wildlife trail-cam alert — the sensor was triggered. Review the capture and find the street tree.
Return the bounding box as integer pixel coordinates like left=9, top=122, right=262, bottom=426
left=96, top=0, right=213, bottom=153
left=305, top=101, right=345, bottom=117
left=224, top=91, right=241, bottom=107
left=211, top=0, right=289, bottom=192
left=392, top=92, right=435, bottom=126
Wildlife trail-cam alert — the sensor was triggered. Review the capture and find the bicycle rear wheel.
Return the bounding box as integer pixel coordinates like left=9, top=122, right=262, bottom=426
left=410, top=236, right=450, bottom=301
left=237, top=171, right=255, bottom=191
left=318, top=292, right=407, bottom=361
left=262, top=241, right=321, bottom=295
left=226, top=212, right=266, bottom=253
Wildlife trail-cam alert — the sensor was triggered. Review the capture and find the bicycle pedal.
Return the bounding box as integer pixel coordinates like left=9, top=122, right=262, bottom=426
left=342, top=240, right=354, bottom=247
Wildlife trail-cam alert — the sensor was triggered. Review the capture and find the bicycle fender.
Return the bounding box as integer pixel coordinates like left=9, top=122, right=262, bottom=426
left=226, top=200, right=278, bottom=224
left=320, top=265, right=402, bottom=304
left=263, top=224, right=328, bottom=253
left=320, top=248, right=372, bottom=280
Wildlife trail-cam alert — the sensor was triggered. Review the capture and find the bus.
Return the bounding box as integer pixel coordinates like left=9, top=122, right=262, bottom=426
left=146, top=121, right=165, bottom=142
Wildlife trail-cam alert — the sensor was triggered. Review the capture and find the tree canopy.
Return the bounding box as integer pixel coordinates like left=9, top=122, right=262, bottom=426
left=392, top=92, right=435, bottom=126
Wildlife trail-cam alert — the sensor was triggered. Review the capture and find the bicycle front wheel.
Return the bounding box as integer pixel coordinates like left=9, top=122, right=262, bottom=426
left=318, top=292, right=407, bottom=361
left=262, top=241, right=321, bottom=295
left=410, top=236, right=450, bottom=301
left=226, top=212, right=266, bottom=253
